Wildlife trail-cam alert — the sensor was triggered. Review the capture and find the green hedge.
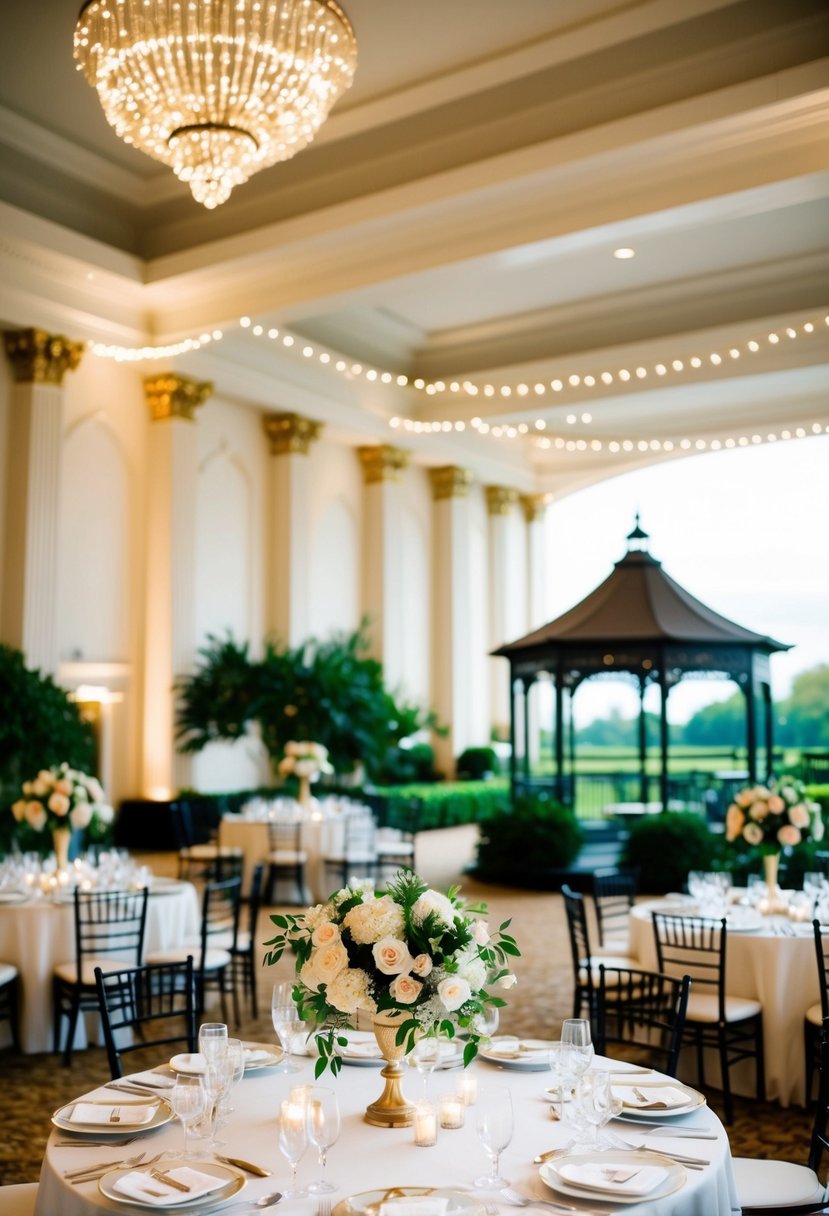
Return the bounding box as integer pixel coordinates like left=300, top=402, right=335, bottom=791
left=372, top=779, right=510, bottom=830
left=475, top=794, right=583, bottom=887
left=620, top=811, right=720, bottom=894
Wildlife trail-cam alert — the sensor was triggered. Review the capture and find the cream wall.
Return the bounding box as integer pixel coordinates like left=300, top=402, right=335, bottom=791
left=307, top=436, right=362, bottom=641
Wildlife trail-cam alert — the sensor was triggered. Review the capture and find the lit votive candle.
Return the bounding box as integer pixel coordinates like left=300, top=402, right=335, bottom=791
left=413, top=1100, right=437, bottom=1147
left=458, top=1073, right=478, bottom=1105
left=439, top=1092, right=465, bottom=1129
left=281, top=1100, right=306, bottom=1131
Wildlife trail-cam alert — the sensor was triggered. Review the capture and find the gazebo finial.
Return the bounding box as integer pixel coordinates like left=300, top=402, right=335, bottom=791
left=626, top=512, right=650, bottom=551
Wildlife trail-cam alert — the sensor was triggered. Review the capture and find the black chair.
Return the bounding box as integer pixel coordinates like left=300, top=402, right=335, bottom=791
left=264, top=818, right=307, bottom=904
left=592, top=867, right=639, bottom=950
left=561, top=884, right=638, bottom=1022
left=325, top=813, right=378, bottom=890
left=595, top=964, right=691, bottom=1078
left=232, top=862, right=264, bottom=1018
left=94, top=958, right=197, bottom=1079
left=652, top=911, right=765, bottom=1124
left=53, top=887, right=149, bottom=1066
left=146, top=876, right=241, bottom=1024
left=806, top=919, right=829, bottom=1103
left=0, top=963, right=20, bottom=1050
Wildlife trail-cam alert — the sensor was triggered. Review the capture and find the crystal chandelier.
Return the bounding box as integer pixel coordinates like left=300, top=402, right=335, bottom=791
left=74, top=0, right=357, bottom=209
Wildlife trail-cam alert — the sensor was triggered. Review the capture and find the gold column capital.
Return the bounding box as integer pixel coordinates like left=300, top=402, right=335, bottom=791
left=144, top=373, right=212, bottom=421
left=3, top=327, right=84, bottom=385
left=429, top=465, right=473, bottom=501
left=485, top=485, right=519, bottom=516
left=521, top=492, right=550, bottom=523
left=358, top=444, right=409, bottom=484
left=263, top=412, right=323, bottom=455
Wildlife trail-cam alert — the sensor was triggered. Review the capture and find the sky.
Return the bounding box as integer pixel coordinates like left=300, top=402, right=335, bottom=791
left=543, top=434, right=829, bottom=726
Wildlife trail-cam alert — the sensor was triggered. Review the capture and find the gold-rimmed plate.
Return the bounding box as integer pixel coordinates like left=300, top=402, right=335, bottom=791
left=52, top=1097, right=174, bottom=1136
left=614, top=1080, right=706, bottom=1119
left=334, top=1187, right=485, bottom=1216
left=540, top=1150, right=686, bottom=1204
left=98, top=1158, right=245, bottom=1210
left=241, top=1041, right=283, bottom=1071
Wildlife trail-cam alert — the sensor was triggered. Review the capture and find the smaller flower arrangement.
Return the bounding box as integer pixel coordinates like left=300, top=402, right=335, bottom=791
left=725, top=778, right=823, bottom=853
left=277, top=740, right=334, bottom=782
left=264, top=868, right=520, bottom=1077
left=11, top=764, right=115, bottom=836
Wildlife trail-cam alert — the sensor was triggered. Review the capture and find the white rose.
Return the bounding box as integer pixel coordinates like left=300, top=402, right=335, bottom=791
left=87, top=777, right=105, bottom=802
left=96, top=803, right=115, bottom=825
left=389, top=974, right=423, bottom=1004
left=457, top=954, right=486, bottom=991
left=789, top=803, right=811, bottom=829
left=412, top=890, right=457, bottom=928
left=70, top=802, right=93, bottom=831
left=312, top=941, right=350, bottom=984
left=496, top=974, right=517, bottom=989
left=473, top=920, right=490, bottom=946
left=372, top=936, right=414, bottom=976
left=437, top=975, right=471, bottom=1012
left=312, top=921, right=340, bottom=947
left=411, top=953, right=433, bottom=977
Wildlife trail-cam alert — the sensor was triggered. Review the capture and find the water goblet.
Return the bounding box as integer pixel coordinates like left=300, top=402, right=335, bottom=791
left=279, top=1098, right=309, bottom=1198
left=471, top=1005, right=500, bottom=1042
left=474, top=1086, right=513, bottom=1189
left=198, top=1021, right=228, bottom=1067
left=170, top=1075, right=206, bottom=1160
left=560, top=1018, right=594, bottom=1078
left=576, top=1071, right=622, bottom=1149
left=271, top=982, right=304, bottom=1074
left=305, top=1086, right=341, bottom=1194
left=409, top=1035, right=441, bottom=1097
left=218, top=1037, right=245, bottom=1118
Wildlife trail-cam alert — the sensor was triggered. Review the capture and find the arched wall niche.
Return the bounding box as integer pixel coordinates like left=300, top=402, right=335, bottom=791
left=309, top=495, right=359, bottom=638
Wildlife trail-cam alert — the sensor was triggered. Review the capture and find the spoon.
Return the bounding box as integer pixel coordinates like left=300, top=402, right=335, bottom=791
left=220, top=1192, right=282, bottom=1213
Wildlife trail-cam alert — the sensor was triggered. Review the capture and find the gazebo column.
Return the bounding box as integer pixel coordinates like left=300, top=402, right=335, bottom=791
left=522, top=676, right=534, bottom=785
left=357, top=444, right=409, bottom=681
left=638, top=676, right=649, bottom=804
left=762, top=682, right=774, bottom=779
left=658, top=658, right=670, bottom=809
left=430, top=466, right=475, bottom=775
left=263, top=412, right=323, bottom=646
left=1, top=328, right=84, bottom=674
left=745, top=677, right=758, bottom=785
left=142, top=373, right=212, bottom=798
left=554, top=673, right=565, bottom=804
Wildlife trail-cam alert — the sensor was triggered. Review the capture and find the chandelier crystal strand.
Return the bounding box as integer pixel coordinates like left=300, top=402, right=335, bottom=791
left=74, top=0, right=357, bottom=209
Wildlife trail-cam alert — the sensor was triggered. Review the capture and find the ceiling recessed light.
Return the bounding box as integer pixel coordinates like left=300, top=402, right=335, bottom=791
left=613, top=247, right=635, bottom=259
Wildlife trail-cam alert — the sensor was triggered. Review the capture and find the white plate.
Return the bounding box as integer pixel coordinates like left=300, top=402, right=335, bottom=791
left=241, top=1041, right=283, bottom=1070
left=335, top=1031, right=385, bottom=1067
left=0, top=890, right=30, bottom=904
left=99, top=1158, right=244, bottom=1210
left=334, top=1187, right=485, bottom=1216
left=52, top=1098, right=174, bottom=1136
left=540, top=1150, right=686, bottom=1205
left=170, top=1052, right=206, bottom=1075
left=615, top=1081, right=706, bottom=1119
left=170, top=1043, right=283, bottom=1074
left=725, top=907, right=763, bottom=932
left=478, top=1038, right=553, bottom=1071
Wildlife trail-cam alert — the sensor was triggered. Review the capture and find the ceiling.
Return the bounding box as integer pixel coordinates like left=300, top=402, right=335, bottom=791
left=0, top=0, right=827, bottom=494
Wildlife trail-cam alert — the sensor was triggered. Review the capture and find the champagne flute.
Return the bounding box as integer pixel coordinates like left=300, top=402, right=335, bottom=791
left=474, top=1086, right=513, bottom=1189
left=279, top=1098, right=308, bottom=1198
left=198, top=1022, right=228, bottom=1069
left=560, top=1018, right=594, bottom=1079
left=576, top=1071, right=621, bottom=1149
left=272, top=982, right=304, bottom=1074
left=409, top=1036, right=441, bottom=1097
left=218, top=1037, right=246, bottom=1117
left=305, top=1086, right=341, bottom=1194
left=170, top=1075, right=206, bottom=1160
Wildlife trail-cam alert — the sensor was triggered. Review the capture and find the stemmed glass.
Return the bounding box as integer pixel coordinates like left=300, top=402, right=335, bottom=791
left=272, top=982, right=304, bottom=1074
left=170, top=1075, right=206, bottom=1160
left=559, top=1019, right=593, bottom=1127
left=576, top=1071, right=623, bottom=1148
left=474, top=1086, right=513, bottom=1189
left=409, top=1036, right=441, bottom=1097
left=279, top=1098, right=309, bottom=1198
left=198, top=1022, right=228, bottom=1068
left=305, top=1086, right=341, bottom=1194
left=218, top=1037, right=246, bottom=1118
left=471, top=1005, right=500, bottom=1042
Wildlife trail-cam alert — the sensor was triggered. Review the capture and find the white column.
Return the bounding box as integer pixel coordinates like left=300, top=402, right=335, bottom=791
left=263, top=413, right=323, bottom=647
left=430, top=466, right=475, bottom=776
left=1, top=328, right=83, bottom=674
left=142, top=373, right=212, bottom=798
left=358, top=444, right=409, bottom=686
left=486, top=485, right=520, bottom=740
left=521, top=493, right=550, bottom=766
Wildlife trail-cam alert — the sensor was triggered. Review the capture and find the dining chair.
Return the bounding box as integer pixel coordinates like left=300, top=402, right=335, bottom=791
left=94, top=957, right=197, bottom=1079
left=325, top=812, right=378, bottom=890
left=592, top=867, right=639, bottom=950
left=374, top=826, right=416, bottom=883
left=232, top=862, right=264, bottom=1017
left=652, top=910, right=765, bottom=1123
left=595, top=964, right=691, bottom=1077
left=805, top=919, right=829, bottom=1103
left=53, top=887, right=149, bottom=1066
left=561, top=884, right=638, bottom=1022
left=145, top=875, right=242, bottom=1025
left=173, top=797, right=244, bottom=884
left=0, top=962, right=20, bottom=1050
left=0, top=1183, right=38, bottom=1215
left=264, top=818, right=308, bottom=904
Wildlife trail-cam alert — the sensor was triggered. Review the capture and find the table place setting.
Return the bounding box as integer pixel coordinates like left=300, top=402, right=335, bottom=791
left=612, top=1082, right=705, bottom=1117
left=54, top=1099, right=172, bottom=1134
left=538, top=1149, right=686, bottom=1205
left=479, top=1038, right=554, bottom=1070
left=97, top=1158, right=246, bottom=1208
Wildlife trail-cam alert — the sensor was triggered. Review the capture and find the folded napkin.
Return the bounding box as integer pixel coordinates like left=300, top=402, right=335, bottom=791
left=486, top=1037, right=551, bottom=1059
left=127, top=1070, right=175, bottom=1089
left=113, top=1166, right=226, bottom=1206
left=70, top=1102, right=156, bottom=1126
left=342, top=1039, right=383, bottom=1058
left=617, top=1085, right=690, bottom=1110
left=379, top=1198, right=450, bottom=1216
left=558, top=1163, right=667, bottom=1197
left=243, top=1048, right=273, bottom=1064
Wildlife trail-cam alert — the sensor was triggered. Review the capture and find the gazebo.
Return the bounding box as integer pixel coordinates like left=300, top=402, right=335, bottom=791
left=493, top=521, right=790, bottom=809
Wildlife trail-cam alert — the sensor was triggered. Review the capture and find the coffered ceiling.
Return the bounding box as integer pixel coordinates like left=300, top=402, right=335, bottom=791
left=0, top=0, right=827, bottom=493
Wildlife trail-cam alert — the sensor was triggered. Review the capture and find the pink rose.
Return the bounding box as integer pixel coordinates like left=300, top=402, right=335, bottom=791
left=372, top=936, right=414, bottom=975
left=777, top=825, right=801, bottom=847
left=749, top=800, right=769, bottom=821
left=789, top=804, right=811, bottom=830
left=389, top=974, right=423, bottom=1004
left=725, top=804, right=745, bottom=842
left=767, top=795, right=785, bottom=814
left=54, top=779, right=73, bottom=796
left=411, top=954, right=433, bottom=977
left=312, top=921, right=340, bottom=947
left=47, top=792, right=70, bottom=816
left=742, top=823, right=763, bottom=846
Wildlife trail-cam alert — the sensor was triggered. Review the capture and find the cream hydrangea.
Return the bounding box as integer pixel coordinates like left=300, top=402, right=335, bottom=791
left=411, top=889, right=457, bottom=928
left=344, top=895, right=405, bottom=944
left=326, top=967, right=375, bottom=1015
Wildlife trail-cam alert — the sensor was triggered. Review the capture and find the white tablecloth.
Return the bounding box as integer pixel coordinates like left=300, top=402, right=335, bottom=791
left=36, top=1052, right=738, bottom=1216
left=630, top=899, right=819, bottom=1106
left=0, top=881, right=200, bottom=1053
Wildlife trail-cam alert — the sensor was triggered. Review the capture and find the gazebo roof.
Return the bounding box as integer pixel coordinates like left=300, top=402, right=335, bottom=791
left=495, top=534, right=790, bottom=658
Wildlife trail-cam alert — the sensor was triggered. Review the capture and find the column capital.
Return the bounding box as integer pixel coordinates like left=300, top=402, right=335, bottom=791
left=485, top=484, right=519, bottom=516
left=3, top=327, right=84, bottom=385
left=263, top=412, right=323, bottom=455
left=429, top=465, right=472, bottom=500
left=144, top=373, right=212, bottom=421
left=520, top=492, right=550, bottom=523
left=357, top=444, right=409, bottom=484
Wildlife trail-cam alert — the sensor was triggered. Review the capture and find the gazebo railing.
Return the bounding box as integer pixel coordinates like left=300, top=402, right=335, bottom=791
left=513, top=770, right=717, bottom=821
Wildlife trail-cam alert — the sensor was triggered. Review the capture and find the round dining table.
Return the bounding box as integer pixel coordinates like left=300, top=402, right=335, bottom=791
left=629, top=897, right=819, bottom=1107
left=35, top=1049, right=739, bottom=1216
left=0, top=879, right=200, bottom=1053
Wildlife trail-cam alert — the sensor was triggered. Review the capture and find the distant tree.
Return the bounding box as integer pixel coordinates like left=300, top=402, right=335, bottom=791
left=776, top=665, right=829, bottom=748
left=681, top=692, right=744, bottom=747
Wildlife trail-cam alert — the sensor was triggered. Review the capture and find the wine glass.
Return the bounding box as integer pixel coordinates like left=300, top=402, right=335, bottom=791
left=560, top=1019, right=594, bottom=1077
left=409, top=1036, right=441, bottom=1096
left=576, top=1071, right=622, bottom=1149
left=170, top=1075, right=206, bottom=1160
left=218, top=1037, right=246, bottom=1117
left=198, top=1022, right=228, bottom=1068
left=474, top=1086, right=513, bottom=1189
left=272, top=982, right=304, bottom=1074
left=305, top=1086, right=341, bottom=1194
left=471, top=1005, right=500, bottom=1042
left=279, top=1098, right=308, bottom=1198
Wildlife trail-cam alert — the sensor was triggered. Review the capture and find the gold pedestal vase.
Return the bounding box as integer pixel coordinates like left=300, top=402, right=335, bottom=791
left=364, top=1012, right=415, bottom=1128
left=52, top=827, right=71, bottom=873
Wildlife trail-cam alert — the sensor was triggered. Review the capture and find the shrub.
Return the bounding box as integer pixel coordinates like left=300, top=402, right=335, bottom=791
left=379, top=743, right=439, bottom=784
left=475, top=794, right=583, bottom=888
left=376, top=779, right=509, bottom=830
left=456, top=746, right=500, bottom=780
left=620, top=811, right=719, bottom=894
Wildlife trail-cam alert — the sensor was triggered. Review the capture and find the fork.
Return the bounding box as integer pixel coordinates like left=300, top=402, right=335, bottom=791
left=65, top=1150, right=147, bottom=1180
left=56, top=1136, right=143, bottom=1147
left=67, top=1151, right=165, bottom=1184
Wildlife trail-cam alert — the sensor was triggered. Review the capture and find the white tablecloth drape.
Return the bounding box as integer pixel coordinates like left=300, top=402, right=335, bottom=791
left=630, top=899, right=819, bottom=1106
left=0, top=881, right=200, bottom=1053
left=36, top=1051, right=738, bottom=1216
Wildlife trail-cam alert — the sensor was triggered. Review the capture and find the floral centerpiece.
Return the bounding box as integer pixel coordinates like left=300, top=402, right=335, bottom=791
left=278, top=740, right=334, bottom=781
left=264, top=868, right=519, bottom=1096
left=726, top=778, right=823, bottom=905
left=11, top=763, right=115, bottom=868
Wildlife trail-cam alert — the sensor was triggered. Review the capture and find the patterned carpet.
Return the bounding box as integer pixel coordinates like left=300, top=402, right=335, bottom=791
left=0, top=827, right=815, bottom=1184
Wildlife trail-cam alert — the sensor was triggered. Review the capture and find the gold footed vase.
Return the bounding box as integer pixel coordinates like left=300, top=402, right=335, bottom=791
left=762, top=851, right=787, bottom=913
left=364, top=1012, right=414, bottom=1128
left=52, top=827, right=71, bottom=873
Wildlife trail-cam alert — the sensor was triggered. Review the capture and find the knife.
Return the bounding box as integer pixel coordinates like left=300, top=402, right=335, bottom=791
left=216, top=1155, right=273, bottom=1177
